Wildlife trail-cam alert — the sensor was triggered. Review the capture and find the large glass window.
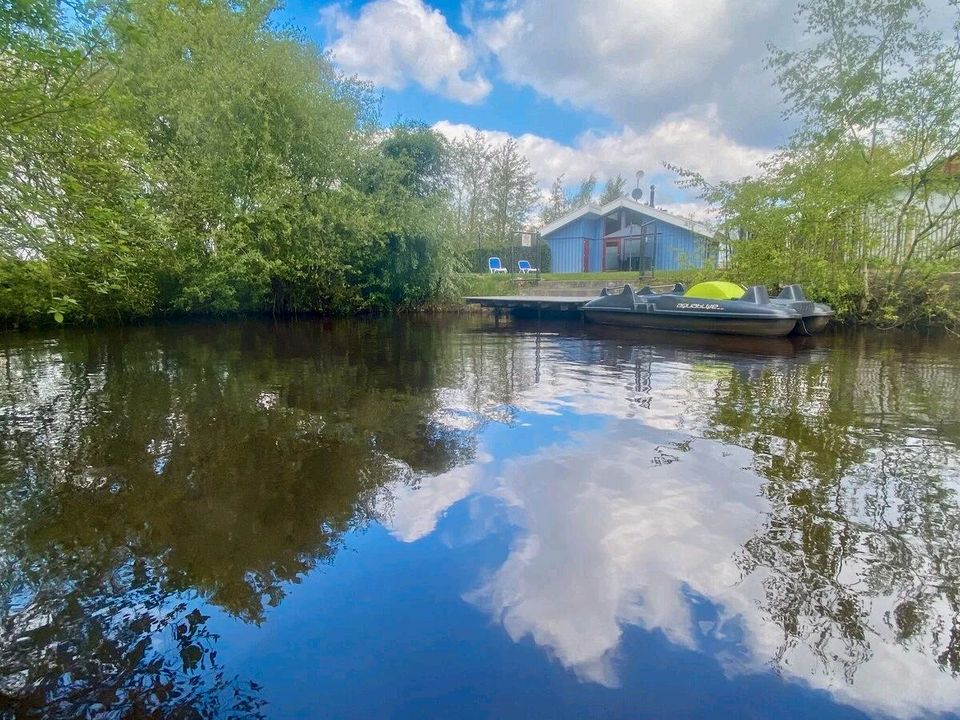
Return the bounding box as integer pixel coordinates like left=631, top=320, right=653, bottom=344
left=621, top=234, right=657, bottom=272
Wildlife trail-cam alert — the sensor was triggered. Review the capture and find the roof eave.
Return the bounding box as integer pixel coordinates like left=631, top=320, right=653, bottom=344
left=540, top=196, right=714, bottom=238
left=539, top=204, right=603, bottom=237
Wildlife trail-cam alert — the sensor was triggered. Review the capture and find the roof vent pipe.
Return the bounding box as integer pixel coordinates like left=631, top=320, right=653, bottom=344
left=649, top=185, right=655, bottom=207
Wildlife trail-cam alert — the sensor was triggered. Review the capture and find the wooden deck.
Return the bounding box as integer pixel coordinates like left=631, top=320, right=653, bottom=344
left=463, top=295, right=596, bottom=315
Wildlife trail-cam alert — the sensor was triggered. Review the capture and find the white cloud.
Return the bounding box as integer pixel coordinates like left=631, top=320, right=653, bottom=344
left=471, top=0, right=796, bottom=145
left=433, top=110, right=770, bottom=216
left=322, top=0, right=491, bottom=104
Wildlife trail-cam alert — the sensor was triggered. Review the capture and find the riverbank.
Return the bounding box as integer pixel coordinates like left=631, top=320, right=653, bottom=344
left=4, top=268, right=958, bottom=331
left=454, top=270, right=960, bottom=329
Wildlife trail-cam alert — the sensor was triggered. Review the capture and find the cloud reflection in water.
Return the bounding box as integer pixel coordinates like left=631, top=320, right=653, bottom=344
left=383, top=329, right=960, bottom=719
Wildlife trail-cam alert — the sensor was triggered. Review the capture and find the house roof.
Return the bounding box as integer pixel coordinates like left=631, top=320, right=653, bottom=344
left=896, top=150, right=960, bottom=178
left=539, top=196, right=714, bottom=238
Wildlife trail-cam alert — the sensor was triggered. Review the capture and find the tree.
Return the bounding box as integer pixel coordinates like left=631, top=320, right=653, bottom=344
left=0, top=0, right=462, bottom=326
left=357, top=124, right=461, bottom=308
left=569, top=173, right=597, bottom=209
left=678, top=0, right=960, bottom=326
left=540, top=173, right=602, bottom=225
left=449, top=132, right=492, bottom=247
left=0, top=0, right=168, bottom=324
left=381, top=122, right=451, bottom=198
left=109, top=0, right=367, bottom=314
left=484, top=139, right=538, bottom=246
left=599, top=174, right=627, bottom=204
left=540, top=175, right=568, bottom=225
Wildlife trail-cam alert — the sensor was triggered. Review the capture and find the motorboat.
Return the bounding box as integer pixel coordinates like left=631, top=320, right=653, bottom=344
left=581, top=282, right=802, bottom=337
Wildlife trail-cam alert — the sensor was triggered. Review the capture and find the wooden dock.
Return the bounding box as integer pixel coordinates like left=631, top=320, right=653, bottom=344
left=464, top=295, right=596, bottom=316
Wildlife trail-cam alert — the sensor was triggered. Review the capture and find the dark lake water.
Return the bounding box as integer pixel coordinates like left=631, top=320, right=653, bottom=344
left=1, top=316, right=959, bottom=719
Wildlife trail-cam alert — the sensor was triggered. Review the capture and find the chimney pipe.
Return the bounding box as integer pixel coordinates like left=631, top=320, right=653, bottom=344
left=649, top=184, right=655, bottom=207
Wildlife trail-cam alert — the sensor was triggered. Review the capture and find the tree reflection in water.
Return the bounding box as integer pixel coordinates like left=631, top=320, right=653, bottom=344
left=0, top=318, right=474, bottom=716
left=408, top=322, right=960, bottom=714
left=1, top=317, right=959, bottom=717
left=694, top=333, right=960, bottom=682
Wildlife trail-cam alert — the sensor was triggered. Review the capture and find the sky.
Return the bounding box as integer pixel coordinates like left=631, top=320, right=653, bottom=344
left=272, top=0, right=805, bottom=217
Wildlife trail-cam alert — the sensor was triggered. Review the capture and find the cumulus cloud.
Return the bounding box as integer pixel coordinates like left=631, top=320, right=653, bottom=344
left=433, top=110, right=769, bottom=217
left=322, top=0, right=492, bottom=103
left=471, top=0, right=797, bottom=145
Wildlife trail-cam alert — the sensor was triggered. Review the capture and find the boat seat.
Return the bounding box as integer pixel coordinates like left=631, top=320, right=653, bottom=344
left=741, top=285, right=771, bottom=304
left=776, top=284, right=807, bottom=301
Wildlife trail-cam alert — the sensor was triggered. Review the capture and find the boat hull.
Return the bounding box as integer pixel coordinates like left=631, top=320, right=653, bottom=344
left=772, top=286, right=835, bottom=335
left=583, top=308, right=799, bottom=337
left=793, top=311, right=833, bottom=335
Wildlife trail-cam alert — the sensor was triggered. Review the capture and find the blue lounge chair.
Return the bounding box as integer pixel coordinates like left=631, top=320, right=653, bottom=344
left=517, top=259, right=538, bottom=274
left=488, top=257, right=508, bottom=274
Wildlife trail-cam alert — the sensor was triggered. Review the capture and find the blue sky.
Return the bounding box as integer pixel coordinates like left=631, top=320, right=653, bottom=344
left=272, top=0, right=804, bottom=215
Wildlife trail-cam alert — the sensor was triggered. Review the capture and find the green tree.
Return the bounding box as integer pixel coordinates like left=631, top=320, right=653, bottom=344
left=678, top=0, right=960, bottom=325
left=540, top=174, right=568, bottom=225
left=449, top=131, right=492, bottom=247
left=0, top=0, right=169, bottom=325
left=599, top=173, right=627, bottom=204
left=484, top=139, right=538, bottom=246
left=569, top=173, right=597, bottom=209
left=354, top=125, right=461, bottom=308
left=0, top=0, right=462, bottom=327
left=108, top=0, right=367, bottom=314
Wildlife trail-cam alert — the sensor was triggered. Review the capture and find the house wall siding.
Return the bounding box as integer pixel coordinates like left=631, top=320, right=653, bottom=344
left=654, top=221, right=707, bottom=270
left=544, top=209, right=715, bottom=273
left=547, top=236, right=584, bottom=273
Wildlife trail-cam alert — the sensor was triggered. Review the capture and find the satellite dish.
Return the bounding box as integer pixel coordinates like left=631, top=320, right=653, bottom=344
left=631, top=187, right=644, bottom=201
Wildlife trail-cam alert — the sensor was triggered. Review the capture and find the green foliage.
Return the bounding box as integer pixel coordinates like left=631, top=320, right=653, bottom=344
left=538, top=170, right=635, bottom=227
left=569, top=173, right=598, bottom=209
left=448, top=132, right=539, bottom=249
left=599, top=174, right=627, bottom=204
left=0, top=0, right=460, bottom=327
left=540, top=174, right=568, bottom=225
left=676, top=0, right=960, bottom=326
left=540, top=172, right=610, bottom=225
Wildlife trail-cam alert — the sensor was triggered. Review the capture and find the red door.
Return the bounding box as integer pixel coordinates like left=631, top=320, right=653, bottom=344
left=582, top=239, right=590, bottom=272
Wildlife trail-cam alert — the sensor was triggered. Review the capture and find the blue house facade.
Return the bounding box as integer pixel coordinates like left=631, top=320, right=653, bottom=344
left=540, top=197, right=715, bottom=273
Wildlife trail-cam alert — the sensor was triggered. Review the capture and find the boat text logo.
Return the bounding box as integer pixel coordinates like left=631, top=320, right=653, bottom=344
left=676, top=302, right=722, bottom=310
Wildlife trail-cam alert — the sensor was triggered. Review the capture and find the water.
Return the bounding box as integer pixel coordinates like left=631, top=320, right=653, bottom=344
left=0, top=317, right=958, bottom=719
